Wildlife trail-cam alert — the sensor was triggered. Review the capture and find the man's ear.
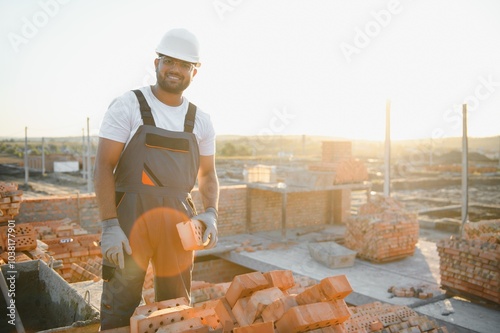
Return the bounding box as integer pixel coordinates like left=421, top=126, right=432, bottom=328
left=154, top=57, right=160, bottom=68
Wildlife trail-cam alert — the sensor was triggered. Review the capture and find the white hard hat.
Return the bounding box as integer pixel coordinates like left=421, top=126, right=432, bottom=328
left=156, top=28, right=201, bottom=67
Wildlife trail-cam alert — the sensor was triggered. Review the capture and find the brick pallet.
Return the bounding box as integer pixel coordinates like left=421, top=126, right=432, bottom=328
left=437, top=235, right=499, bottom=304
left=0, top=182, right=23, bottom=223
left=344, top=195, right=419, bottom=263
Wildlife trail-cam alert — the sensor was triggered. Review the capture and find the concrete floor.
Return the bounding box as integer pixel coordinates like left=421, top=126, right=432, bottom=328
left=207, top=224, right=500, bottom=333
left=72, top=223, right=500, bottom=333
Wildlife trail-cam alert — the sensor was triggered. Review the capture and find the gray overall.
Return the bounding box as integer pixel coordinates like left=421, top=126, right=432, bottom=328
left=100, top=90, right=199, bottom=329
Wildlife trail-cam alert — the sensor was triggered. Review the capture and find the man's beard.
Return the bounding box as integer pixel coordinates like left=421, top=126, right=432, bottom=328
left=156, top=70, right=191, bottom=94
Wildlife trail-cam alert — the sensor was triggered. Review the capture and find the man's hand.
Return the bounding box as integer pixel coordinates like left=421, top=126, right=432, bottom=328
left=193, top=207, right=218, bottom=249
left=100, top=218, right=132, bottom=269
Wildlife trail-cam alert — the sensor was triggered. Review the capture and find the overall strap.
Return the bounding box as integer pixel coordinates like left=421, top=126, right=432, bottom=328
left=132, top=90, right=156, bottom=126
left=184, top=102, right=197, bottom=133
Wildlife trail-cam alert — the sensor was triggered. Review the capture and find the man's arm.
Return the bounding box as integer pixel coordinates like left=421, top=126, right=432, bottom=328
left=94, top=137, right=125, bottom=221
left=197, top=154, right=219, bottom=211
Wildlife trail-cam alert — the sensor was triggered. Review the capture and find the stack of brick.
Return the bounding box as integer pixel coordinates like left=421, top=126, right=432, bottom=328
left=30, top=218, right=90, bottom=241
left=0, top=223, right=37, bottom=252
left=39, top=233, right=101, bottom=282
left=387, top=284, right=441, bottom=299
left=309, top=141, right=368, bottom=185
left=342, top=301, right=450, bottom=333
left=0, top=182, right=23, bottom=223
left=437, top=235, right=499, bottom=304
left=462, top=219, right=500, bottom=243
left=344, top=195, right=419, bottom=262
left=308, top=159, right=369, bottom=185
left=215, top=271, right=353, bottom=333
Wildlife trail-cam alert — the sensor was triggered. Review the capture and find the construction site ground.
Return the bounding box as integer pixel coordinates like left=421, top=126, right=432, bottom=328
left=2, top=170, right=498, bottom=332
left=71, top=221, right=500, bottom=333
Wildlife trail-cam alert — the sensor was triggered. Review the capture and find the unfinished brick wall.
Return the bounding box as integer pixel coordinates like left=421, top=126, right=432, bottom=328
left=191, top=185, right=248, bottom=236
left=18, top=184, right=349, bottom=236
left=16, top=193, right=99, bottom=231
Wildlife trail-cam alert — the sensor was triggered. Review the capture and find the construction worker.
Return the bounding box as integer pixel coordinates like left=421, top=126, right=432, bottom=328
left=94, top=28, right=219, bottom=330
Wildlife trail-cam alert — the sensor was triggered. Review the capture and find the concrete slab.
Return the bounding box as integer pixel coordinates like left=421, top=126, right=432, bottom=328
left=214, top=225, right=500, bottom=333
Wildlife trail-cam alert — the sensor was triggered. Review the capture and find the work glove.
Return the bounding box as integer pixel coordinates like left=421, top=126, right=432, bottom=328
left=193, top=207, right=218, bottom=249
left=100, top=218, right=132, bottom=269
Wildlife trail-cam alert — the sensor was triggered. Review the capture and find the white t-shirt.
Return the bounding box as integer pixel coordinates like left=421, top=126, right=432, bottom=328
left=99, top=86, right=216, bottom=156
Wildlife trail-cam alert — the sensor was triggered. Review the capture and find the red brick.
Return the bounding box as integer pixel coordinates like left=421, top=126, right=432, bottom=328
left=320, top=275, right=353, bottom=300
left=156, top=317, right=208, bottom=333
left=261, top=295, right=298, bottom=323
left=233, top=321, right=274, bottom=333
left=263, top=270, right=295, bottom=291
left=225, top=272, right=270, bottom=307
left=214, top=298, right=238, bottom=331
left=244, top=287, right=285, bottom=324
left=275, top=300, right=350, bottom=333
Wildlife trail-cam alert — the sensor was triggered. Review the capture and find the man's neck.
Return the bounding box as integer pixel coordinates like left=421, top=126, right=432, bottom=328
left=151, top=85, right=183, bottom=107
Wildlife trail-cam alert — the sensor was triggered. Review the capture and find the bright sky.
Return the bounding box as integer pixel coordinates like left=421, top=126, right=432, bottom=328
left=1, top=0, right=499, bottom=141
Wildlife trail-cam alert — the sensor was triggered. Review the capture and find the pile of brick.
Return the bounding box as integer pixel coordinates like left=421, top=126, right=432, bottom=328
left=127, top=270, right=452, bottom=333
left=67, top=257, right=102, bottom=283
left=344, top=301, right=450, bottom=333
left=387, top=284, right=441, bottom=300
left=462, top=219, right=500, bottom=243
left=216, top=270, right=353, bottom=332
left=128, top=270, right=353, bottom=333
left=437, top=235, right=499, bottom=304
left=0, top=182, right=23, bottom=223
left=344, top=195, right=419, bottom=262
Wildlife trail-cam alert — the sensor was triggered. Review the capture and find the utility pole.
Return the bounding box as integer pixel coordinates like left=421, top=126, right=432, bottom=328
left=460, top=104, right=469, bottom=237
left=24, top=127, right=29, bottom=186
left=41, top=137, right=46, bottom=176
left=384, top=100, right=391, bottom=197
left=86, top=118, right=92, bottom=193
left=82, top=128, right=86, bottom=180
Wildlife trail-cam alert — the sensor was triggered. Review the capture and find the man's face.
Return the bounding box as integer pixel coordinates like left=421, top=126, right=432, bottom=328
left=155, top=56, right=197, bottom=94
